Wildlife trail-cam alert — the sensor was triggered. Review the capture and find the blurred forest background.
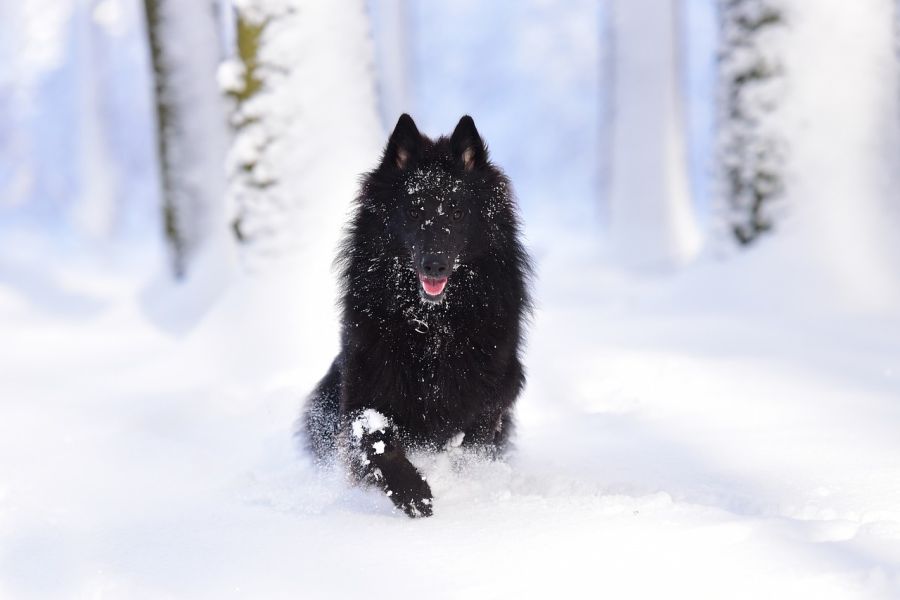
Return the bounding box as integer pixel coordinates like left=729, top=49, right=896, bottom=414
left=2, top=2, right=900, bottom=597
left=3, top=0, right=898, bottom=292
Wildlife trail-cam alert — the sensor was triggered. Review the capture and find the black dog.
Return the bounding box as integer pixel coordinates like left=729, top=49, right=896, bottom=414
left=302, top=114, right=532, bottom=518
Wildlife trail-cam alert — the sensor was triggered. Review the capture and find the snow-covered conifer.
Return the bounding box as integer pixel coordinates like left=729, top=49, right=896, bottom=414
left=715, top=0, right=786, bottom=246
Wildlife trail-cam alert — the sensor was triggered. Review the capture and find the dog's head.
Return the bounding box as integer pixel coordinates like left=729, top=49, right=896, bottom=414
left=367, top=114, right=495, bottom=304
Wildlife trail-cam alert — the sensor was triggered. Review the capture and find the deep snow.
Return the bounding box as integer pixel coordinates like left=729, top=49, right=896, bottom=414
left=1, top=226, right=898, bottom=599
left=2, top=1, right=900, bottom=598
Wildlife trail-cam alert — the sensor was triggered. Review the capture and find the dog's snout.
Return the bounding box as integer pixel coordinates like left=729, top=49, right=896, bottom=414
left=421, top=254, right=449, bottom=277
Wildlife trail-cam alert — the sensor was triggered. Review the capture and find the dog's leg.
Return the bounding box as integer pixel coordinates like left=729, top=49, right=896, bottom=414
left=461, top=408, right=515, bottom=459
left=342, top=409, right=433, bottom=518
left=462, top=358, right=523, bottom=458
left=301, top=358, right=342, bottom=462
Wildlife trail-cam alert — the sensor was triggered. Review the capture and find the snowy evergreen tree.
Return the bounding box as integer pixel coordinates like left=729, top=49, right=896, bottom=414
left=607, top=0, right=701, bottom=267
left=144, top=0, right=231, bottom=278
left=223, top=0, right=382, bottom=262
left=715, top=0, right=786, bottom=246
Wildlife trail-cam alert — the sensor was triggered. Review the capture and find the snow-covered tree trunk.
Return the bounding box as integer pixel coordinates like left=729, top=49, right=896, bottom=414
left=221, top=4, right=265, bottom=247
left=897, top=0, right=900, bottom=112
left=225, top=0, right=382, bottom=262
left=608, top=0, right=701, bottom=268
left=368, top=0, right=413, bottom=127
left=715, top=0, right=787, bottom=247
left=72, top=2, right=116, bottom=240
left=144, top=0, right=230, bottom=279
left=773, top=0, right=900, bottom=310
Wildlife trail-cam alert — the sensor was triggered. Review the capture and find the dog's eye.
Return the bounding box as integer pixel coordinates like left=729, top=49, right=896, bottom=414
left=408, top=207, right=421, bottom=219
left=452, top=208, right=464, bottom=221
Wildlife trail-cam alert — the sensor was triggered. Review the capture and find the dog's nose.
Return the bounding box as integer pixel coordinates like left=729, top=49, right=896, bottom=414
left=421, top=254, right=449, bottom=277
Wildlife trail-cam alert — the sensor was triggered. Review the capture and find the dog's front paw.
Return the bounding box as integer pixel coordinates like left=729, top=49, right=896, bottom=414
left=394, top=483, right=433, bottom=518
left=383, top=462, right=433, bottom=518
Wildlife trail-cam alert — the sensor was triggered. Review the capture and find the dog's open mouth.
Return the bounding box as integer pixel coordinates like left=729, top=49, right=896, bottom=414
left=418, top=273, right=448, bottom=300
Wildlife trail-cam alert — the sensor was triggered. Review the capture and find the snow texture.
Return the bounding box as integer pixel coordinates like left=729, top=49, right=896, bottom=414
left=351, top=409, right=392, bottom=441
left=1, top=223, right=900, bottom=598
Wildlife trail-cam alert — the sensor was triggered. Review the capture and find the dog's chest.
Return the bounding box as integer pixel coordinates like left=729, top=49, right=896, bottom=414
left=388, top=321, right=493, bottom=432
left=402, top=322, right=471, bottom=385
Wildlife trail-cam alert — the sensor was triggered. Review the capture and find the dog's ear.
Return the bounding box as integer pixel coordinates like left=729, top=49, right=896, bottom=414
left=450, top=115, right=487, bottom=172
left=384, top=114, right=422, bottom=170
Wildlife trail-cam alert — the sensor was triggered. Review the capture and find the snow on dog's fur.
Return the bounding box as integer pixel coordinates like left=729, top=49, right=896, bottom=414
left=301, top=114, right=532, bottom=517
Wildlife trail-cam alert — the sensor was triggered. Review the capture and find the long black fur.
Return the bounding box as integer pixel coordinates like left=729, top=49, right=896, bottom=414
left=301, top=114, right=532, bottom=518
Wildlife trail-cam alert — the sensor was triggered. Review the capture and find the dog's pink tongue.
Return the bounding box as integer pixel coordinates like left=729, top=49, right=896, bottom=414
left=420, top=276, right=448, bottom=296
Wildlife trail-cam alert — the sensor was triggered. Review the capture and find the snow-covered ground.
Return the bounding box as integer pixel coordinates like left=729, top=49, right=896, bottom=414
left=1, top=225, right=898, bottom=599
left=3, top=1, right=899, bottom=598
